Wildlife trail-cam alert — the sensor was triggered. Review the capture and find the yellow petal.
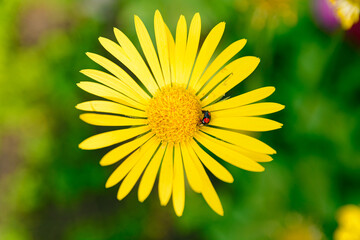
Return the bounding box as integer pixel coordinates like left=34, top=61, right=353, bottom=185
left=227, top=145, right=273, bottom=163
left=211, top=102, right=285, bottom=117
left=211, top=135, right=273, bottom=163
left=134, top=15, right=165, bottom=88
left=77, top=81, right=143, bottom=110
left=206, top=86, right=276, bottom=111
left=188, top=22, right=225, bottom=88
left=173, top=143, right=185, bottom=217
left=246, top=152, right=272, bottom=162
left=210, top=116, right=283, bottom=132
left=80, top=113, right=147, bottom=126
left=164, top=25, right=176, bottom=84
left=80, top=69, right=145, bottom=105
left=76, top=100, right=147, bottom=118
left=105, top=149, right=141, bottom=188
left=79, top=125, right=150, bottom=150
left=250, top=153, right=272, bottom=162
left=100, top=132, right=154, bottom=166
left=202, top=56, right=260, bottom=106
left=180, top=141, right=202, bottom=193
left=138, top=142, right=167, bottom=202
left=190, top=139, right=233, bottom=183
left=154, top=10, right=171, bottom=86
left=200, top=126, right=276, bottom=154
left=99, top=36, right=129, bottom=58
left=158, top=143, right=174, bottom=206
left=174, top=15, right=187, bottom=84
left=197, top=58, right=248, bottom=100
left=85, top=52, right=125, bottom=81
left=85, top=52, right=150, bottom=101
left=117, top=138, right=161, bottom=200
left=105, top=137, right=157, bottom=188
left=113, top=27, right=159, bottom=95
left=94, top=40, right=151, bottom=101
left=194, top=132, right=264, bottom=172
left=183, top=13, right=201, bottom=86
left=194, top=39, right=247, bottom=92
left=186, top=143, right=224, bottom=216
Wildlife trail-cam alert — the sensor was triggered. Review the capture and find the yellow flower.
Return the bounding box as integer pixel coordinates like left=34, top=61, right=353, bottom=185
left=276, top=214, right=323, bottom=240
left=334, top=204, right=360, bottom=240
left=330, top=0, right=360, bottom=29
left=235, top=0, right=298, bottom=30
left=77, top=10, right=284, bottom=216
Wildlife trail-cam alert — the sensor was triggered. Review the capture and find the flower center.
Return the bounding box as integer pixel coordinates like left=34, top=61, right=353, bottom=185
left=147, top=85, right=202, bottom=143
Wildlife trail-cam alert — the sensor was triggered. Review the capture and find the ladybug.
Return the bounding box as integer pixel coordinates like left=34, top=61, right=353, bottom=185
left=201, top=110, right=211, bottom=125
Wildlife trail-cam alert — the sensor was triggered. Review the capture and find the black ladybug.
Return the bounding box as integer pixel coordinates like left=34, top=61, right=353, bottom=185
left=201, top=110, right=211, bottom=125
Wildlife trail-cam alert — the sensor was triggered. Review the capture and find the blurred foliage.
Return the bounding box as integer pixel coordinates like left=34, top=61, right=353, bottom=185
left=1, top=0, right=360, bottom=239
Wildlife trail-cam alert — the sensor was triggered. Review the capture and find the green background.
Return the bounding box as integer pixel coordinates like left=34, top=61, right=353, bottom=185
left=1, top=0, right=359, bottom=239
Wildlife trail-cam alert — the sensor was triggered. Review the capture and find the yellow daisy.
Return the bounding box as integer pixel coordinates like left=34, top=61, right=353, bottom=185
left=329, top=0, right=360, bottom=29
left=76, top=10, right=284, bottom=216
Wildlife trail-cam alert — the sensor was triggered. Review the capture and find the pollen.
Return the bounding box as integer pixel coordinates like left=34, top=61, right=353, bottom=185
left=147, top=85, right=202, bottom=143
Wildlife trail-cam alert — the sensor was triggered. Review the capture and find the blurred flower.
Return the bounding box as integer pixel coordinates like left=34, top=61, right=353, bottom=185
left=276, top=213, right=323, bottom=240
left=334, top=204, right=360, bottom=240
left=77, top=10, right=283, bottom=216
left=329, top=0, right=360, bottom=29
left=18, top=3, right=69, bottom=46
left=313, top=0, right=340, bottom=31
left=313, top=0, right=360, bottom=44
left=235, top=0, right=298, bottom=30
left=347, top=20, right=360, bottom=43
left=79, top=0, right=116, bottom=21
